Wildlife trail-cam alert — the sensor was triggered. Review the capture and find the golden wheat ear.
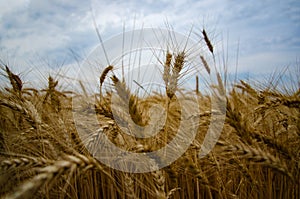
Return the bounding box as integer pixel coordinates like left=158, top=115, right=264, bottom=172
left=163, top=52, right=172, bottom=89
left=166, top=52, right=185, bottom=99
left=110, top=74, right=146, bottom=128
left=100, top=66, right=113, bottom=88
left=41, top=76, right=61, bottom=112
left=5, top=65, right=23, bottom=97
left=99, top=65, right=113, bottom=102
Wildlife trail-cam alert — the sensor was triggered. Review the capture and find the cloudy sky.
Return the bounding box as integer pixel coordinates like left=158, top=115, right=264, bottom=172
left=0, top=0, right=299, bottom=91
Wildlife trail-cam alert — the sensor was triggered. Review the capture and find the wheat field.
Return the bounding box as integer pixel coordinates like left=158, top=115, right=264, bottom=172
left=0, top=28, right=299, bottom=199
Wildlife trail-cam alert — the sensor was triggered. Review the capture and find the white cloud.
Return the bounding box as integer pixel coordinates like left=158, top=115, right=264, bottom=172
left=0, top=0, right=299, bottom=89
left=0, top=0, right=29, bottom=18
left=0, top=0, right=92, bottom=65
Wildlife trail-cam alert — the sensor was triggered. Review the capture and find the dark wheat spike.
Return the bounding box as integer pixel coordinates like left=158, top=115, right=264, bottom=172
left=100, top=65, right=113, bottom=86
left=5, top=65, right=23, bottom=93
left=202, top=29, right=213, bottom=54
left=99, top=65, right=113, bottom=100
left=48, top=76, right=58, bottom=89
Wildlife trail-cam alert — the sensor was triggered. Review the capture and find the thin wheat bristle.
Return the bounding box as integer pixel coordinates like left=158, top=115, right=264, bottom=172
left=79, top=80, right=88, bottom=98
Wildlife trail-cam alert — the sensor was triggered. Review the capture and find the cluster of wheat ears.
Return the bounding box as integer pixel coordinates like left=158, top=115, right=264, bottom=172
left=0, top=28, right=299, bottom=199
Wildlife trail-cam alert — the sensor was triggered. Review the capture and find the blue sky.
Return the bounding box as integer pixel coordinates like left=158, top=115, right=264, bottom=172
left=0, top=0, right=299, bottom=91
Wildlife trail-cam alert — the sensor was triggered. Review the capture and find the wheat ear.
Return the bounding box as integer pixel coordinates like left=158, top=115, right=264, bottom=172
left=200, top=55, right=210, bottom=74
left=5, top=65, right=22, bottom=96
left=163, top=52, right=172, bottom=88
left=224, top=142, right=293, bottom=179
left=99, top=65, right=113, bottom=100
left=123, top=173, right=137, bottom=199
left=166, top=52, right=185, bottom=99
left=202, top=29, right=213, bottom=54
left=0, top=99, right=41, bottom=129
left=4, top=153, right=113, bottom=199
